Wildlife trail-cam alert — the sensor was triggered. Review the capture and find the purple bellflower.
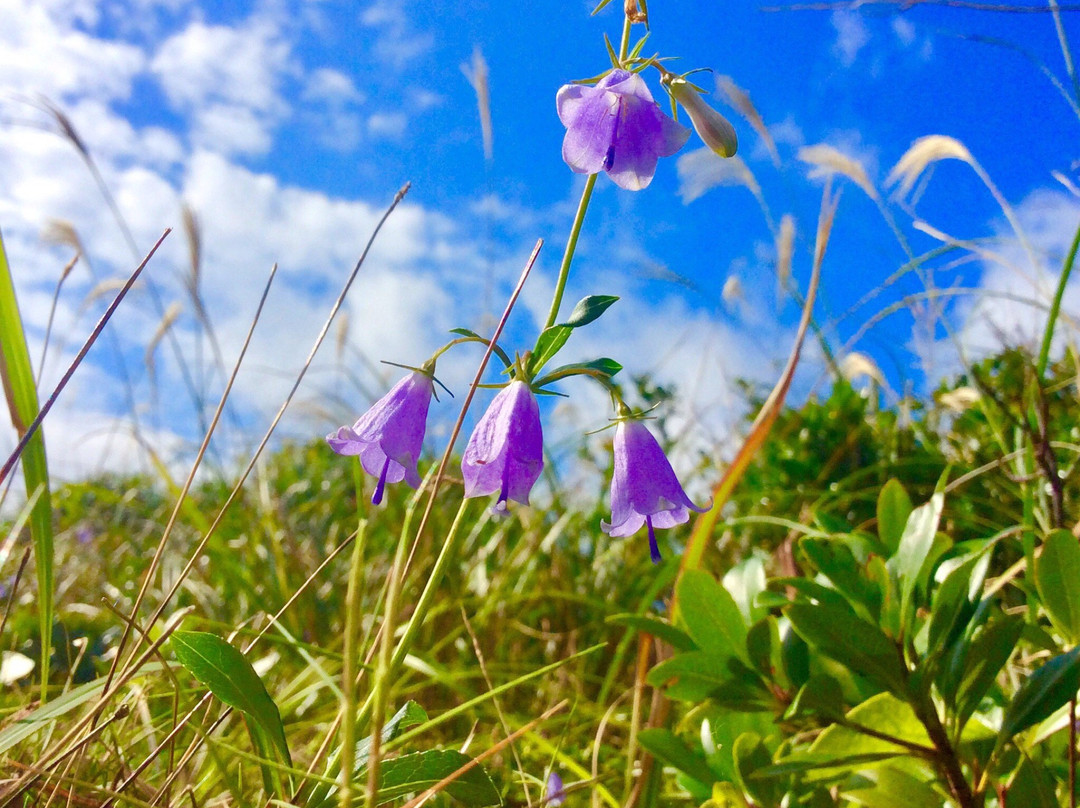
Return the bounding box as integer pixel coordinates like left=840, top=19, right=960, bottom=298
left=327, top=370, right=434, bottom=505
left=557, top=69, right=690, bottom=191
left=544, top=771, right=566, bottom=806
left=602, top=419, right=707, bottom=564
left=462, top=380, right=543, bottom=514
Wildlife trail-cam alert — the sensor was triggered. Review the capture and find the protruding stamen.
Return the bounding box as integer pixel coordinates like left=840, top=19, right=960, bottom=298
left=647, top=515, right=661, bottom=564
left=372, top=456, right=391, bottom=505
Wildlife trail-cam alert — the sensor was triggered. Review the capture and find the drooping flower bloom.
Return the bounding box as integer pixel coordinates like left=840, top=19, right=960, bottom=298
left=462, top=380, right=543, bottom=513
left=602, top=419, right=707, bottom=564
left=544, top=771, right=566, bottom=806
left=327, top=371, right=434, bottom=505
left=557, top=69, right=690, bottom=191
left=666, top=75, right=738, bottom=158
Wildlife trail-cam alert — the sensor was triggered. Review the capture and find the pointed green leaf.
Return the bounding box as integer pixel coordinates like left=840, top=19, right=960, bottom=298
left=637, top=728, right=717, bottom=786
left=1035, top=529, right=1080, bottom=643
left=949, top=615, right=1023, bottom=732
left=373, top=749, right=500, bottom=806
left=998, top=646, right=1080, bottom=747
left=172, top=631, right=290, bottom=766
left=876, top=479, right=912, bottom=556
left=785, top=602, right=908, bottom=696
left=355, top=701, right=428, bottom=769
left=528, top=325, right=572, bottom=375
left=844, top=766, right=942, bottom=808
left=888, top=493, right=944, bottom=635
left=562, top=294, right=618, bottom=328
left=607, top=614, right=697, bottom=652
left=678, top=570, right=748, bottom=663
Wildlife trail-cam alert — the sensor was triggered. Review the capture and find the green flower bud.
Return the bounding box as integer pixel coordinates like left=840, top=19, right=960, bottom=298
left=666, top=76, right=738, bottom=158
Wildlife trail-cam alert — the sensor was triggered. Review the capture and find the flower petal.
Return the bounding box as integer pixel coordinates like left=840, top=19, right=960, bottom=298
left=560, top=88, right=618, bottom=175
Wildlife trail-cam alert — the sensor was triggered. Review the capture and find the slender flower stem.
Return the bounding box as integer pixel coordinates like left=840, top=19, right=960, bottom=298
left=542, top=11, right=633, bottom=332
left=1036, top=218, right=1080, bottom=379
left=543, top=173, right=598, bottom=330
left=338, top=514, right=368, bottom=808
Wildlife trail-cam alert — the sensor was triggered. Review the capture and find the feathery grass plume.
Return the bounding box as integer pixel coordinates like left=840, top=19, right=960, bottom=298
left=886, top=134, right=974, bottom=199
left=41, top=219, right=84, bottom=255
left=335, top=311, right=350, bottom=363
left=676, top=148, right=760, bottom=204
left=798, top=143, right=878, bottom=199
left=181, top=203, right=201, bottom=298
left=776, top=213, right=795, bottom=295
left=462, top=47, right=493, bottom=162
left=721, top=275, right=743, bottom=309
left=1053, top=169, right=1080, bottom=197
left=716, top=75, right=779, bottom=166
left=80, top=277, right=140, bottom=312
left=840, top=351, right=884, bottom=385
left=938, top=385, right=981, bottom=412
left=145, top=301, right=182, bottom=392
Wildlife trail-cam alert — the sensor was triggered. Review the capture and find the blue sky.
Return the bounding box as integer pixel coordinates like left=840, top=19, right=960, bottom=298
left=0, top=0, right=1078, bottom=482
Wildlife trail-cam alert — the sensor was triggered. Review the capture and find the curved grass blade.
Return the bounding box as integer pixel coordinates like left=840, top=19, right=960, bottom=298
left=0, top=228, right=53, bottom=702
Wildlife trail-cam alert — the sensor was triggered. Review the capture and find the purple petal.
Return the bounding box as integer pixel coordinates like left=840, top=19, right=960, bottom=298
left=607, top=97, right=690, bottom=191
left=559, top=87, right=618, bottom=175
left=462, top=381, right=543, bottom=506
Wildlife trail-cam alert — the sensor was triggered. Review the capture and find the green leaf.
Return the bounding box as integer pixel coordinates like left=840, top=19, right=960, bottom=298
left=746, top=618, right=778, bottom=680
left=926, top=549, right=991, bottom=659
left=637, top=728, right=717, bottom=786
left=372, top=749, right=501, bottom=806
left=844, top=766, right=942, bottom=808
left=732, top=732, right=782, bottom=808
left=606, top=614, right=697, bottom=652
left=647, top=651, right=731, bottom=702
left=949, top=615, right=1023, bottom=731
left=785, top=602, right=908, bottom=697
left=783, top=675, right=846, bottom=722
left=998, top=645, right=1080, bottom=748
left=561, top=294, right=618, bottom=328
left=1035, top=529, right=1080, bottom=642
left=678, top=570, right=748, bottom=664
left=810, top=692, right=931, bottom=763
left=172, top=631, right=291, bottom=766
left=876, top=479, right=913, bottom=556
left=356, top=701, right=428, bottom=769
left=798, top=538, right=881, bottom=622
left=0, top=231, right=53, bottom=701
left=723, top=555, right=768, bottom=624
left=528, top=325, right=572, bottom=375
left=888, top=493, right=944, bottom=637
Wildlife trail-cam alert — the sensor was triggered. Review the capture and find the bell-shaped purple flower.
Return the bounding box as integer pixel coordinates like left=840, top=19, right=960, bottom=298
left=462, top=380, right=543, bottom=513
left=544, top=771, right=566, bottom=806
left=601, top=419, right=707, bottom=563
left=557, top=69, right=690, bottom=191
left=327, top=371, right=434, bottom=505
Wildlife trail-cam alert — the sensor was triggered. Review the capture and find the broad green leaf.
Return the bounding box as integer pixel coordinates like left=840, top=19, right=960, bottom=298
left=780, top=621, right=810, bottom=689
left=702, top=782, right=749, bottom=808
left=0, top=230, right=53, bottom=701
left=844, top=766, right=942, bottom=808
left=732, top=732, right=782, bottom=808
left=561, top=294, right=618, bottom=327
left=528, top=325, right=572, bottom=375
left=809, top=692, right=931, bottom=771
left=678, top=570, right=749, bottom=663
left=947, top=615, right=1023, bottom=732
left=926, top=549, right=991, bottom=659
left=637, top=728, right=717, bottom=786
left=1035, top=529, right=1080, bottom=642
left=1004, top=752, right=1057, bottom=808
left=606, top=613, right=697, bottom=651
left=798, top=538, right=881, bottom=622
left=783, top=675, right=845, bottom=722
left=647, top=651, right=733, bottom=702
left=876, top=479, right=912, bottom=556
left=172, top=631, right=290, bottom=766
left=746, top=618, right=780, bottom=681
left=753, top=752, right=901, bottom=779
left=785, top=602, right=908, bottom=696
left=372, top=749, right=500, bottom=806
left=888, top=493, right=944, bottom=637
left=356, top=701, right=428, bottom=769
left=998, top=645, right=1080, bottom=748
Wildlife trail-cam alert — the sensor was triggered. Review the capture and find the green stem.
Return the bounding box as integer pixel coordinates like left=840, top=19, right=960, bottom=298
left=338, top=515, right=367, bottom=808
left=1036, top=218, right=1080, bottom=379
left=543, top=173, right=598, bottom=330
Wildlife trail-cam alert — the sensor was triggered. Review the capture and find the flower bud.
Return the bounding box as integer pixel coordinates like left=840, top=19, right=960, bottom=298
left=667, top=76, right=738, bottom=159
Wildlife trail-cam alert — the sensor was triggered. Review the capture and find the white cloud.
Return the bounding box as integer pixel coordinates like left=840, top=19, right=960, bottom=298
left=832, top=10, right=870, bottom=68
left=150, top=16, right=294, bottom=156
left=360, top=0, right=434, bottom=69
left=367, top=112, right=408, bottom=139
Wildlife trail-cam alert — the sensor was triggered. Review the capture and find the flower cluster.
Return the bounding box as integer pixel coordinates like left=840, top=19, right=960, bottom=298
left=328, top=13, right=726, bottom=564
